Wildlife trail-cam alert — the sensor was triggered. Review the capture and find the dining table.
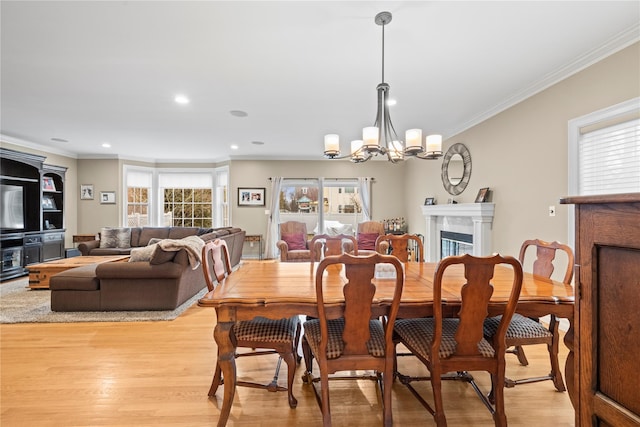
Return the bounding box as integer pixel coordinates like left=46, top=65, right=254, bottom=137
left=198, top=260, right=575, bottom=427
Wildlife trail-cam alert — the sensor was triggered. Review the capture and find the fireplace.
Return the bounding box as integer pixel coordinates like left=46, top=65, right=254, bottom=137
left=422, top=203, right=495, bottom=262
left=441, top=231, right=473, bottom=257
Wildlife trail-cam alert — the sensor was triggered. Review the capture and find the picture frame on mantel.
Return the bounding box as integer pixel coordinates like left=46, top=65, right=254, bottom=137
left=424, top=197, right=435, bottom=205
left=475, top=187, right=490, bottom=203
left=238, top=187, right=266, bottom=207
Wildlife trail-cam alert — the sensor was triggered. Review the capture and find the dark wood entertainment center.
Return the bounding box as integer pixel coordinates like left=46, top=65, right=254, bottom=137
left=1, top=147, right=67, bottom=281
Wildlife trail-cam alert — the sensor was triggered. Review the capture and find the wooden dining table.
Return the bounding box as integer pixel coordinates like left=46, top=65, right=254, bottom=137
left=198, top=260, right=575, bottom=427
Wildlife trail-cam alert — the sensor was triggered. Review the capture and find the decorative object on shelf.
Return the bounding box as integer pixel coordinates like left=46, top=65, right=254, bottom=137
left=475, top=187, right=490, bottom=203
left=441, top=143, right=472, bottom=195
left=42, top=195, right=56, bottom=210
left=100, top=191, right=116, bottom=204
left=424, top=197, right=436, bottom=206
left=42, top=177, right=56, bottom=191
left=80, top=184, right=94, bottom=200
left=382, top=217, right=407, bottom=234
left=323, top=11, right=443, bottom=164
left=238, top=187, right=265, bottom=207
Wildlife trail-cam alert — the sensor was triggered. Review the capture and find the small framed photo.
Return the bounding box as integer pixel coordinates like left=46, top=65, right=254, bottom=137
left=80, top=184, right=94, bottom=200
left=42, top=177, right=56, bottom=191
left=100, top=191, right=116, bottom=204
left=424, top=197, right=435, bottom=206
left=475, top=187, right=490, bottom=203
left=238, top=187, right=266, bottom=207
left=42, top=195, right=56, bottom=210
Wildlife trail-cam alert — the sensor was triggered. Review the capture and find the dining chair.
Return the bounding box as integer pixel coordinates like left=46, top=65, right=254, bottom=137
left=276, top=221, right=321, bottom=262
left=310, top=233, right=358, bottom=261
left=375, top=233, right=424, bottom=262
left=202, top=239, right=302, bottom=408
left=394, top=253, right=523, bottom=427
left=484, top=239, right=574, bottom=397
left=301, top=253, right=404, bottom=427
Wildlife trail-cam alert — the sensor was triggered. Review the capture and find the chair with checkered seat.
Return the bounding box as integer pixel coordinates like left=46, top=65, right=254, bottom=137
left=301, top=252, right=404, bottom=427
left=394, top=253, right=523, bottom=427
left=202, top=239, right=301, bottom=408
left=483, top=239, right=574, bottom=399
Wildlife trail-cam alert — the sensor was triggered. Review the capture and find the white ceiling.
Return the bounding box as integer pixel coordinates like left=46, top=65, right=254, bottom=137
left=1, top=1, right=639, bottom=163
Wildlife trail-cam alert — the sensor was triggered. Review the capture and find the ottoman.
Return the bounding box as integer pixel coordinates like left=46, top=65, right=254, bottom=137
left=50, top=264, right=101, bottom=311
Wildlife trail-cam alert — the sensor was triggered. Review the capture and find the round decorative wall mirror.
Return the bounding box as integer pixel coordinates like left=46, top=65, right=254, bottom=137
left=441, top=143, right=472, bottom=195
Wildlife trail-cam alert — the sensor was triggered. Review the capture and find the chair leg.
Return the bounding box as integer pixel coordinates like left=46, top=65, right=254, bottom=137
left=491, top=373, right=508, bottom=427
left=208, top=359, right=223, bottom=397
left=512, top=345, right=529, bottom=366
left=430, top=369, right=447, bottom=427
left=320, top=370, right=332, bottom=427
left=382, top=364, right=394, bottom=427
left=301, top=336, right=314, bottom=384
left=282, top=350, right=299, bottom=408
left=548, top=316, right=566, bottom=392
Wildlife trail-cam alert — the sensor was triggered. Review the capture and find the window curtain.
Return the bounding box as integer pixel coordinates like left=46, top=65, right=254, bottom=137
left=358, top=177, right=371, bottom=221
left=264, top=177, right=282, bottom=259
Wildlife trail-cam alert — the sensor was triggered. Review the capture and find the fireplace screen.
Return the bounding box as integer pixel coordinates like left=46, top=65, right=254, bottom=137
left=441, top=231, right=473, bottom=258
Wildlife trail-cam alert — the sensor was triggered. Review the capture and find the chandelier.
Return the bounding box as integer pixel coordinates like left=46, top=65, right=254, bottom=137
left=324, top=11, right=443, bottom=163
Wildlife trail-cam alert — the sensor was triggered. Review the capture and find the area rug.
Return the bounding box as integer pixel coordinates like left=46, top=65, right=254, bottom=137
left=0, top=278, right=207, bottom=324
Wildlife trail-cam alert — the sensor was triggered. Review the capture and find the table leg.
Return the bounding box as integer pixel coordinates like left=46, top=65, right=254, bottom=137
left=214, top=320, right=236, bottom=427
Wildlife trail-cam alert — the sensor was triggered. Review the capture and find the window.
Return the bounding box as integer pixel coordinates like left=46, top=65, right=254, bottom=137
left=278, top=178, right=365, bottom=235
left=124, top=167, right=225, bottom=228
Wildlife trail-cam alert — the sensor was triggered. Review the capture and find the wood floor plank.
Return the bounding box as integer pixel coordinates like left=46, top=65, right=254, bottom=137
left=1, top=287, right=574, bottom=426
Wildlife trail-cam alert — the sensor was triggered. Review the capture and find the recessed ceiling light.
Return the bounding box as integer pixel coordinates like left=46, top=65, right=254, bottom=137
left=229, top=110, right=248, bottom=117
left=230, top=144, right=239, bottom=150
left=102, top=143, right=111, bottom=148
left=251, top=141, right=265, bottom=145
left=51, top=137, right=68, bottom=143
left=174, top=95, right=190, bottom=104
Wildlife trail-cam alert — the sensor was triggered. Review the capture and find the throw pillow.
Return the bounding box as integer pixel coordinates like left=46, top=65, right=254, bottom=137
left=147, top=237, right=163, bottom=246
left=150, top=245, right=177, bottom=265
left=100, top=227, right=132, bottom=248
left=128, top=243, right=157, bottom=262
left=281, top=232, right=307, bottom=250
left=357, top=232, right=379, bottom=251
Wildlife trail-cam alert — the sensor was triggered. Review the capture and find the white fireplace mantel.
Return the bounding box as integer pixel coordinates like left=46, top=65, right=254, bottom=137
left=421, top=203, right=495, bottom=262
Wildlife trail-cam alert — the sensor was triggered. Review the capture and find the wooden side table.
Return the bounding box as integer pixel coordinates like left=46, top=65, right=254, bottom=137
left=243, top=235, right=263, bottom=260
left=73, top=234, right=97, bottom=244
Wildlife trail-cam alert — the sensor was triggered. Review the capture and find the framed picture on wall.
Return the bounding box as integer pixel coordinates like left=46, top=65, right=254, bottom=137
left=80, top=184, right=94, bottom=200
left=238, top=187, right=266, bottom=207
left=100, top=191, right=116, bottom=204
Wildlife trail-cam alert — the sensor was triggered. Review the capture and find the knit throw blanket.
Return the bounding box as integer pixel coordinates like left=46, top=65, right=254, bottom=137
left=158, top=235, right=205, bottom=269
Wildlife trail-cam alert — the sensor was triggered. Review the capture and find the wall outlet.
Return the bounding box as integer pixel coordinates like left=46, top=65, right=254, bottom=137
left=549, top=205, right=556, bottom=217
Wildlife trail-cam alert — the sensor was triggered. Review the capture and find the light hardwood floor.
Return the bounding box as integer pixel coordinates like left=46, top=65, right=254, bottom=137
left=1, top=280, right=574, bottom=426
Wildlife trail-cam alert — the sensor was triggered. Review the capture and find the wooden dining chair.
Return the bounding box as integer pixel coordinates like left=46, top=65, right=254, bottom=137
left=301, top=253, right=404, bottom=427
left=375, top=233, right=424, bottom=262
left=202, top=239, right=302, bottom=408
left=310, top=233, right=358, bottom=261
left=394, top=253, right=523, bottom=427
left=484, top=239, right=574, bottom=397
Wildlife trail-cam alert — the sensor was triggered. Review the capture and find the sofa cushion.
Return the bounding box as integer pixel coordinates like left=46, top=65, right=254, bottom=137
left=281, top=232, right=306, bottom=250
left=138, top=227, right=170, bottom=246
left=128, top=244, right=158, bottom=262
left=100, top=227, right=132, bottom=248
left=50, top=264, right=100, bottom=291
left=357, top=232, right=379, bottom=251
left=168, top=227, right=200, bottom=240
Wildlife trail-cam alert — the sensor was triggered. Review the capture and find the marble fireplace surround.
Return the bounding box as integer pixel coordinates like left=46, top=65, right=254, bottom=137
left=421, top=203, right=495, bottom=262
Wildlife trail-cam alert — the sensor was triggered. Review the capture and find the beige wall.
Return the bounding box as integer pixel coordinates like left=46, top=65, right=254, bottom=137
left=229, top=160, right=406, bottom=236
left=405, top=42, right=640, bottom=265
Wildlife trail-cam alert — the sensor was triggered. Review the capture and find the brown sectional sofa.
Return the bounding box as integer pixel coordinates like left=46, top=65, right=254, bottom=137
left=51, top=226, right=245, bottom=311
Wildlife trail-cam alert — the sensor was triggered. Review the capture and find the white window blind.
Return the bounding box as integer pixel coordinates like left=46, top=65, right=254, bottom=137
left=126, top=170, right=152, bottom=187
left=578, top=118, right=640, bottom=195
left=158, top=173, right=212, bottom=188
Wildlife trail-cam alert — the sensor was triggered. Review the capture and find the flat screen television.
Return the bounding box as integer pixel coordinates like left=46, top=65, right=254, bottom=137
left=1, top=183, right=25, bottom=230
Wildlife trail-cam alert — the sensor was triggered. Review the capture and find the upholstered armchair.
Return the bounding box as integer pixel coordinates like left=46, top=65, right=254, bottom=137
left=276, top=221, right=321, bottom=262
left=351, top=221, right=389, bottom=255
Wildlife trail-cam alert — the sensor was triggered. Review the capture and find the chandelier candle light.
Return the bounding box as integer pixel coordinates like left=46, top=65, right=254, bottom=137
left=324, top=11, right=443, bottom=163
